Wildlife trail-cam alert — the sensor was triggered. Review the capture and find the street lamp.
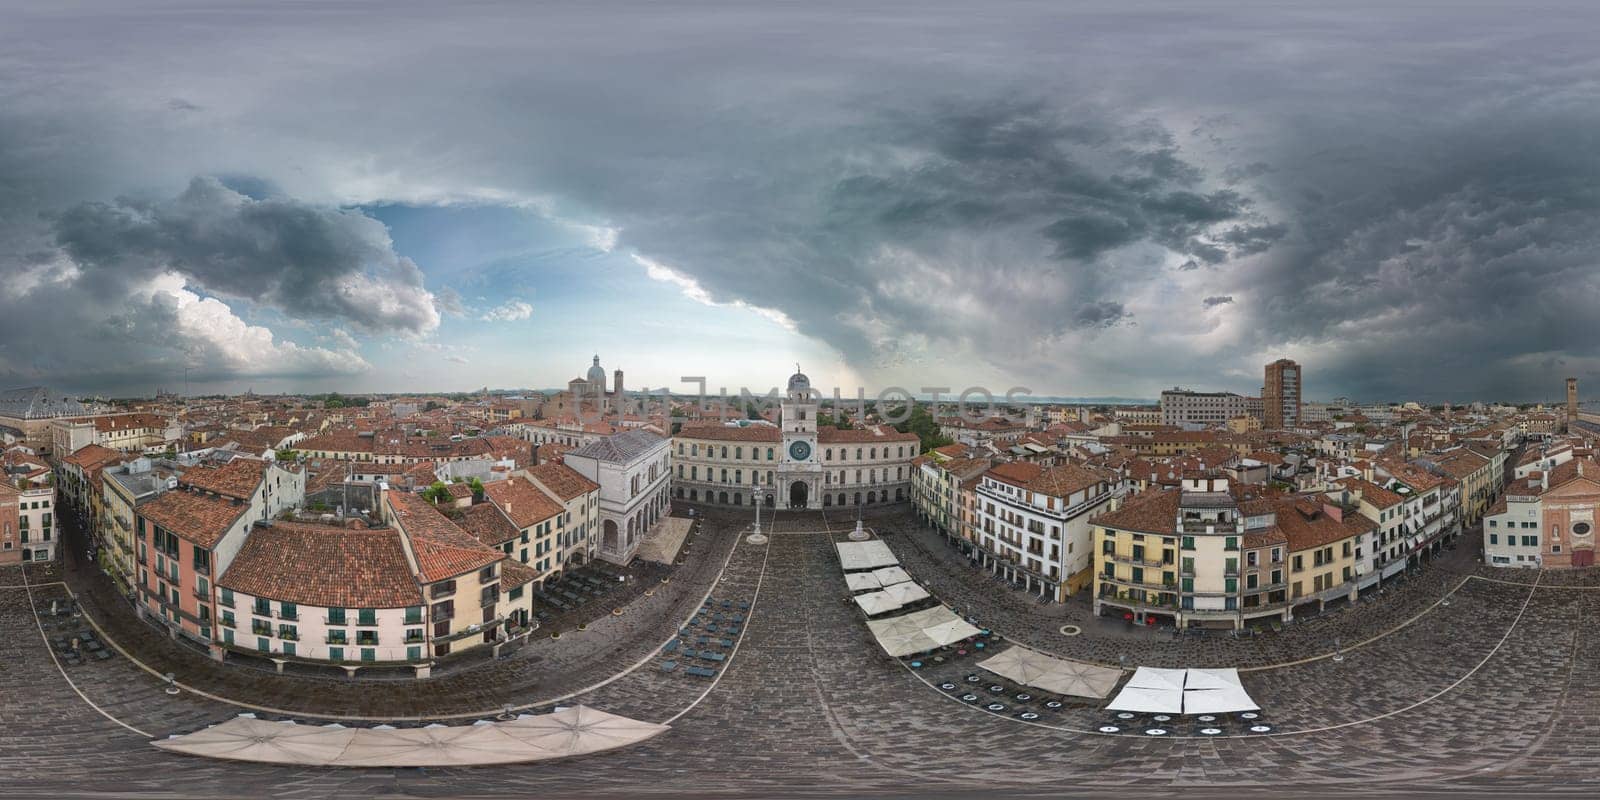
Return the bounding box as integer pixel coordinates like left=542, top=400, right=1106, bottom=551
left=746, top=487, right=768, bottom=544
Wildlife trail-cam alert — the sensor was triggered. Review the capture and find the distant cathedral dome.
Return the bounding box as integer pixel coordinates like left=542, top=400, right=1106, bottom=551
left=586, top=355, right=607, bottom=388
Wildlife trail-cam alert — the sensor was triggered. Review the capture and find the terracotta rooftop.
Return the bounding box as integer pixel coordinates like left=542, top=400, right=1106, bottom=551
left=500, top=558, right=541, bottom=590
left=1277, top=499, right=1375, bottom=552
left=676, top=424, right=782, bottom=443
left=139, top=489, right=248, bottom=549
left=482, top=476, right=564, bottom=529
left=218, top=523, right=422, bottom=608
left=1091, top=489, right=1183, bottom=536
left=60, top=444, right=124, bottom=472
left=817, top=425, right=919, bottom=444
left=986, top=461, right=1108, bottom=498
left=384, top=490, right=502, bottom=583
left=523, top=462, right=599, bottom=501
left=181, top=457, right=266, bottom=500
left=457, top=502, right=521, bottom=547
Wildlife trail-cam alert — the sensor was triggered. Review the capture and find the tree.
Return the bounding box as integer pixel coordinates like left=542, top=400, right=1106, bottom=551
left=817, top=412, right=853, bottom=430
left=274, top=448, right=299, bottom=462
left=422, top=481, right=453, bottom=505
left=468, top=477, right=485, bottom=500
left=895, top=404, right=954, bottom=453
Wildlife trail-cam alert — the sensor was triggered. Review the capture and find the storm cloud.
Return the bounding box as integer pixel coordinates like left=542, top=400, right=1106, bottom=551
left=54, top=177, right=440, bottom=336
left=2, top=1, right=1599, bottom=399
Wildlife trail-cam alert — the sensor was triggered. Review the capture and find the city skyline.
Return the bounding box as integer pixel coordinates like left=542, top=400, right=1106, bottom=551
left=4, top=2, right=1598, bottom=401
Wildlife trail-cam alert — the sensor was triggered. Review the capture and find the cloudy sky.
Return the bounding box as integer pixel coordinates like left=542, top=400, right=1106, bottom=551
left=2, top=1, right=1597, bottom=403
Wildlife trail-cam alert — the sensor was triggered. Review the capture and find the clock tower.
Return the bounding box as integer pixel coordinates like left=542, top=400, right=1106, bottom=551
left=779, top=366, right=821, bottom=508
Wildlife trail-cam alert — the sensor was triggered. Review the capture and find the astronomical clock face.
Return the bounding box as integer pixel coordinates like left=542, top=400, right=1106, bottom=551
left=788, top=440, right=812, bottom=461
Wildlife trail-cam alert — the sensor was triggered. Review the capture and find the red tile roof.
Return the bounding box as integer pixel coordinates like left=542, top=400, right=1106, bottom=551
left=139, top=489, right=248, bottom=548
left=676, top=424, right=782, bottom=443
left=482, top=476, right=564, bottom=529
left=384, top=490, right=502, bottom=583
left=522, top=462, right=600, bottom=501
left=986, top=461, right=1108, bottom=498
left=458, top=502, right=521, bottom=547
left=817, top=425, right=919, bottom=444
left=218, top=523, right=422, bottom=608
left=180, top=457, right=266, bottom=500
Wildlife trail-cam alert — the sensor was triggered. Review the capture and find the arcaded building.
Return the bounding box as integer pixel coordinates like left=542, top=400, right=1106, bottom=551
left=672, top=368, right=919, bottom=510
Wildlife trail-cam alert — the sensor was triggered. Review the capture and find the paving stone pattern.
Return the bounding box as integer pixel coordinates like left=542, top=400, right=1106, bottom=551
left=2, top=507, right=1600, bottom=798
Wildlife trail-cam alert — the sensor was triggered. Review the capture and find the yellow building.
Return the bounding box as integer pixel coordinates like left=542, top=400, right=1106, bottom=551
left=1094, top=474, right=1374, bottom=629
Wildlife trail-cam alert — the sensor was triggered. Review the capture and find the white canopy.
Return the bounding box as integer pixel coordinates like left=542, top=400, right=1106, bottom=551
left=1184, top=667, right=1243, bottom=691
left=152, top=706, right=669, bottom=767
left=864, top=605, right=982, bottom=657
left=1181, top=684, right=1260, bottom=714
left=844, top=572, right=882, bottom=593
left=882, top=580, right=930, bottom=606
left=853, top=591, right=902, bottom=616
left=1104, top=685, right=1182, bottom=714
left=836, top=540, right=898, bottom=571
left=976, top=646, right=1123, bottom=699
left=870, top=565, right=913, bottom=586
left=1126, top=666, right=1188, bottom=692
left=1103, top=667, right=1260, bottom=715
left=1181, top=667, right=1259, bottom=713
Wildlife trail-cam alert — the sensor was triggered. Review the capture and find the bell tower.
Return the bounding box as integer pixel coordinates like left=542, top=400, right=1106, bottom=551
left=784, top=364, right=817, bottom=436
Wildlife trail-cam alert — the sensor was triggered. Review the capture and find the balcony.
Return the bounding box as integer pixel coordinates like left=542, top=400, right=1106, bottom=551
left=250, top=624, right=273, bottom=637
left=404, top=631, right=425, bottom=644
left=278, top=631, right=300, bottom=642
left=325, top=635, right=348, bottom=646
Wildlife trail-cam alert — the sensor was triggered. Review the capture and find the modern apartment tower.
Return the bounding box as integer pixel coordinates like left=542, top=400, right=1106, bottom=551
left=1264, top=359, right=1302, bottom=430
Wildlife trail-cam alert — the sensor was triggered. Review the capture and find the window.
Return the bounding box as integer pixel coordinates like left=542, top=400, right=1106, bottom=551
left=280, top=602, right=297, bottom=621
left=328, top=607, right=346, bottom=625
left=219, top=588, right=234, bottom=608
left=358, top=608, right=377, bottom=626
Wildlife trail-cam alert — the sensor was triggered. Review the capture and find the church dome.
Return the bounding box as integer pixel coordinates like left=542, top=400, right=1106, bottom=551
left=586, top=355, right=606, bottom=385
left=787, top=366, right=810, bottom=393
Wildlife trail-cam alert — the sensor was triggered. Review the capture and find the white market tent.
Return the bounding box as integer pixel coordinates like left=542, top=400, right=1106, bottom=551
left=836, top=540, right=899, bottom=571
left=152, top=706, right=669, bottom=767
left=865, top=605, right=983, bottom=657
left=976, top=646, right=1123, bottom=699
left=1105, top=666, right=1185, bottom=713
left=870, top=565, right=913, bottom=587
left=853, top=591, right=902, bottom=616
left=1181, top=667, right=1259, bottom=714
left=1103, top=667, right=1260, bottom=715
left=1104, top=685, right=1181, bottom=714
left=844, top=572, right=883, bottom=593
left=852, top=581, right=931, bottom=616
left=882, top=580, right=930, bottom=606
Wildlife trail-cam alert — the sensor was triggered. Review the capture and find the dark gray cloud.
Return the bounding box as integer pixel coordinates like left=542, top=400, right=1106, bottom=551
left=53, top=177, right=439, bottom=335
left=3, top=0, right=1600, bottom=399
left=1203, top=296, right=1234, bottom=308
